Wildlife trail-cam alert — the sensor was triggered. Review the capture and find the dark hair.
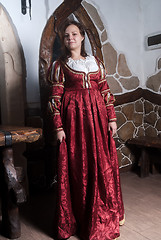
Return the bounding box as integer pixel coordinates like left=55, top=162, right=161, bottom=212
left=59, top=20, right=87, bottom=62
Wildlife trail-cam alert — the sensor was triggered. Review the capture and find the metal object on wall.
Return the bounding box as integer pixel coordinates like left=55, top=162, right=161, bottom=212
left=21, top=0, right=31, bottom=19
left=21, top=0, right=26, bottom=15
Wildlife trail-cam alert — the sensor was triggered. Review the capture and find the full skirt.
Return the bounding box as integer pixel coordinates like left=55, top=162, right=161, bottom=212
left=54, top=89, right=124, bottom=240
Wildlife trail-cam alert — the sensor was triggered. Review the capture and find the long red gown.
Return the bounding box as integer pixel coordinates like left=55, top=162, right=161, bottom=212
left=48, top=57, right=124, bottom=240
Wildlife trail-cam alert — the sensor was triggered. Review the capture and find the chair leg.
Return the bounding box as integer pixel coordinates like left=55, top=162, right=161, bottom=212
left=0, top=147, right=21, bottom=239
left=1, top=191, right=21, bottom=239
left=140, top=148, right=150, bottom=178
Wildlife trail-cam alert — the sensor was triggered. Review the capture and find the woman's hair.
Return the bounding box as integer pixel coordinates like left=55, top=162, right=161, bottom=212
left=59, top=20, right=87, bottom=62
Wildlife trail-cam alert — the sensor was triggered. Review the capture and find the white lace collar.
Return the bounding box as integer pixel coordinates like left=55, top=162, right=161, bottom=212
left=66, top=55, right=99, bottom=74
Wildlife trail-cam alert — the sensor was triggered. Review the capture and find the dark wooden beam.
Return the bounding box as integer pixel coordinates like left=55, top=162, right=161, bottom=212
left=115, top=88, right=161, bottom=106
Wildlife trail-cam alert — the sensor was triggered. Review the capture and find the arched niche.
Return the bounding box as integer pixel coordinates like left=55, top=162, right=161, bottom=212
left=39, top=0, right=103, bottom=143
left=0, top=4, right=26, bottom=126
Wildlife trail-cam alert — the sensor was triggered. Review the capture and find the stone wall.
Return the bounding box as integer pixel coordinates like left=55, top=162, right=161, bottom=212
left=147, top=56, right=161, bottom=93
left=82, top=1, right=140, bottom=94
left=83, top=0, right=161, bottom=169
left=114, top=99, right=161, bottom=169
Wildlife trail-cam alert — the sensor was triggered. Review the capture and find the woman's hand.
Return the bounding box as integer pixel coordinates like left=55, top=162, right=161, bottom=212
left=56, top=130, right=66, bottom=143
left=108, top=121, right=117, bottom=137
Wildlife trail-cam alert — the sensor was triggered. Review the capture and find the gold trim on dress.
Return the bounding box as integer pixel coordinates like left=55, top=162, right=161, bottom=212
left=48, top=102, right=53, bottom=113
left=52, top=95, right=62, bottom=99
left=53, top=112, right=60, bottom=116
left=106, top=103, right=114, bottom=107
left=53, top=83, right=64, bottom=88
left=55, top=65, right=60, bottom=82
left=98, top=79, right=106, bottom=85
left=55, top=127, right=63, bottom=132
left=101, top=89, right=110, bottom=94
left=109, top=118, right=117, bottom=122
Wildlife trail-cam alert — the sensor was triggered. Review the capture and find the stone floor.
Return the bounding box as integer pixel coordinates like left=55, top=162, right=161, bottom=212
left=0, top=171, right=161, bottom=240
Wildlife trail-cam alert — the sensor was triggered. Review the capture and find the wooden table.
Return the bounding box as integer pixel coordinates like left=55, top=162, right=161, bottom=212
left=0, top=126, right=42, bottom=239
left=127, top=136, right=161, bottom=178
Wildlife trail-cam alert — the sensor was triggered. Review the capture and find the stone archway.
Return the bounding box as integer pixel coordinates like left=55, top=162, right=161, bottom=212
left=0, top=4, right=26, bottom=126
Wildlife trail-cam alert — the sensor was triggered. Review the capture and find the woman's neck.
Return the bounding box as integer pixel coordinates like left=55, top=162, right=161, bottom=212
left=70, top=50, right=84, bottom=60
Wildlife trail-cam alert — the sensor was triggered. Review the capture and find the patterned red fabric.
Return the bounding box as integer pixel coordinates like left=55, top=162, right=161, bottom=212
left=48, top=58, right=124, bottom=240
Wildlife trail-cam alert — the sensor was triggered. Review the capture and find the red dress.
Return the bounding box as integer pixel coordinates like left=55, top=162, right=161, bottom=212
left=48, top=57, right=124, bottom=240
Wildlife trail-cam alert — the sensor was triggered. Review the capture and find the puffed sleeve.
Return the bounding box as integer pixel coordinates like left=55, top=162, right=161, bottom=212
left=97, top=59, right=117, bottom=122
left=48, top=61, right=65, bottom=132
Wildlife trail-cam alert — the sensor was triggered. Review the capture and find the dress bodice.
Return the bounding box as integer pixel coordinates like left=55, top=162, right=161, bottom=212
left=61, top=56, right=104, bottom=90
left=48, top=54, right=117, bottom=132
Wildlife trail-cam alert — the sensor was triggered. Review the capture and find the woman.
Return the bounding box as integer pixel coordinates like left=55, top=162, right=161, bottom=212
left=48, top=20, right=124, bottom=240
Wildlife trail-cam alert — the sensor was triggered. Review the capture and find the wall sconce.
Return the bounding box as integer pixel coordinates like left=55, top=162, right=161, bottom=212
left=21, top=0, right=31, bottom=19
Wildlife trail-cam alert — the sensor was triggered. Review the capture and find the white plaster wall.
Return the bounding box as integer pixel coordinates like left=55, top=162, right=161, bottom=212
left=0, top=0, right=161, bottom=108
left=87, top=0, right=161, bottom=88
left=86, top=0, right=143, bottom=80
left=0, top=0, right=63, bottom=109
left=141, top=0, right=161, bottom=88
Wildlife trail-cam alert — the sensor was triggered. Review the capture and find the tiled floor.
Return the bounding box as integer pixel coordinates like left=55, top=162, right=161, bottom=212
left=1, top=171, right=161, bottom=240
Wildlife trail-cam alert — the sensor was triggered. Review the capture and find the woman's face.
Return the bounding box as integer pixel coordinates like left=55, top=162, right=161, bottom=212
left=64, top=24, right=84, bottom=52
